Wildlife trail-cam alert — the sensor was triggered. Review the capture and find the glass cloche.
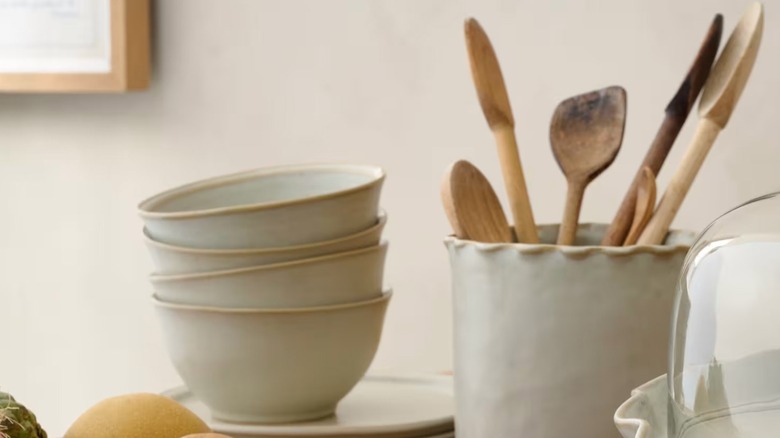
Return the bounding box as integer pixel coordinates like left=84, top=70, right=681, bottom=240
left=669, top=192, right=780, bottom=438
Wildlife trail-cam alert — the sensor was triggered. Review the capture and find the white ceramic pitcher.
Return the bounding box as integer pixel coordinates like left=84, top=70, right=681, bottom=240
left=444, top=223, right=695, bottom=438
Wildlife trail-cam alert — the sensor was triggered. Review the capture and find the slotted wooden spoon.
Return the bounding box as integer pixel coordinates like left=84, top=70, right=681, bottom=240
left=639, top=2, right=764, bottom=245
left=550, top=86, right=627, bottom=245
left=441, top=160, right=513, bottom=243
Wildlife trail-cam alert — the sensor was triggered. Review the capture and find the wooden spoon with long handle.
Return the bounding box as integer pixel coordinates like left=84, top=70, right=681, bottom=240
left=639, top=3, right=764, bottom=245
left=551, top=86, right=627, bottom=245
left=601, top=15, right=723, bottom=246
left=623, top=167, right=657, bottom=246
left=464, top=18, right=538, bottom=243
left=441, top=160, right=513, bottom=243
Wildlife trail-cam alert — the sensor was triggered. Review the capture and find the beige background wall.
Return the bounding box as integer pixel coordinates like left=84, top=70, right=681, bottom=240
left=0, top=0, right=777, bottom=434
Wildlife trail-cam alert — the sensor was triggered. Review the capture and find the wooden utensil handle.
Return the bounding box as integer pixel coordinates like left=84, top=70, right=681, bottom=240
left=623, top=211, right=649, bottom=246
left=602, top=115, right=686, bottom=245
left=638, top=118, right=722, bottom=245
left=558, top=180, right=586, bottom=245
left=623, top=167, right=657, bottom=246
left=494, top=126, right=539, bottom=243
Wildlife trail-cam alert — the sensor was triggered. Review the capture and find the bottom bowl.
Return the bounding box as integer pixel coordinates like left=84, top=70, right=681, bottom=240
left=154, top=290, right=392, bottom=424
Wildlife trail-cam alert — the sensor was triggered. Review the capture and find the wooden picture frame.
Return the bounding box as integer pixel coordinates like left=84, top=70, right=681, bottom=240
left=0, top=0, right=150, bottom=93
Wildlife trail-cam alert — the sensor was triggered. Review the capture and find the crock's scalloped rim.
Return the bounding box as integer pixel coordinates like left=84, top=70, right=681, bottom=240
left=444, top=223, right=696, bottom=258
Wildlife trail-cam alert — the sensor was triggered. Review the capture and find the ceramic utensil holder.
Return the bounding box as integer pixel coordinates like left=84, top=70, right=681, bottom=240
left=444, top=223, right=695, bottom=438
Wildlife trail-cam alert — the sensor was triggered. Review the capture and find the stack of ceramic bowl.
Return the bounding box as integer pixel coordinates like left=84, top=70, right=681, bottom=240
left=139, top=164, right=392, bottom=425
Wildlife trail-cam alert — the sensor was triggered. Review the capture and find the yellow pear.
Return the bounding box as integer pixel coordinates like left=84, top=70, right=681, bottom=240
left=64, top=393, right=210, bottom=438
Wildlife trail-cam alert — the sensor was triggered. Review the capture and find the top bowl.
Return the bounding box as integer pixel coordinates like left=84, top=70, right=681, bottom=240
left=138, top=164, right=385, bottom=249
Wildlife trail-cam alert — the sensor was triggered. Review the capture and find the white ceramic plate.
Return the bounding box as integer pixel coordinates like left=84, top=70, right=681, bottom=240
left=163, top=373, right=455, bottom=438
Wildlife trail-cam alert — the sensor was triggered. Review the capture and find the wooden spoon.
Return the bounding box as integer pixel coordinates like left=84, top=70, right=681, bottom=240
left=601, top=14, right=723, bottom=246
left=464, top=18, right=539, bottom=243
left=550, top=86, right=627, bottom=245
left=623, top=167, right=657, bottom=246
left=441, top=160, right=513, bottom=243
left=639, top=2, right=764, bottom=245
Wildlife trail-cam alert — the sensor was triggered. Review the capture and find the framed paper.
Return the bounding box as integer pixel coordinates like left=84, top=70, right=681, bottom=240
left=0, top=0, right=150, bottom=92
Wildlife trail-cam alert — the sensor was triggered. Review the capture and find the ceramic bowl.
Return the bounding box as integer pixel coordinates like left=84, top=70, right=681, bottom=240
left=154, top=290, right=392, bottom=424
left=150, top=241, right=388, bottom=308
left=144, top=211, right=387, bottom=275
left=138, top=164, right=385, bottom=249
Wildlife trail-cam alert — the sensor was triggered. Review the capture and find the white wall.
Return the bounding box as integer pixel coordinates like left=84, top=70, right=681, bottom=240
left=1, top=0, right=778, bottom=435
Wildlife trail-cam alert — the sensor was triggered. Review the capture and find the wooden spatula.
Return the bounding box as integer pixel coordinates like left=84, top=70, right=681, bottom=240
left=639, top=3, right=764, bottom=245
left=550, top=86, right=627, bottom=245
left=623, top=167, right=657, bottom=246
left=601, top=14, right=723, bottom=246
left=464, top=18, right=538, bottom=243
left=441, top=160, right=513, bottom=243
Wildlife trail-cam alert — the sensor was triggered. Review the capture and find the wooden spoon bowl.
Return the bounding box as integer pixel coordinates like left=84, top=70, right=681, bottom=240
left=550, top=86, right=627, bottom=245
left=441, top=160, right=513, bottom=243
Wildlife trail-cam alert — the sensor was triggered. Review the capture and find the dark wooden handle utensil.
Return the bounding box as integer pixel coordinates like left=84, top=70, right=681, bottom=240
left=441, top=160, right=514, bottom=243
left=623, top=167, right=657, bottom=246
left=551, top=86, right=627, bottom=245
left=639, top=2, right=764, bottom=245
left=601, top=14, right=723, bottom=246
left=465, top=18, right=539, bottom=243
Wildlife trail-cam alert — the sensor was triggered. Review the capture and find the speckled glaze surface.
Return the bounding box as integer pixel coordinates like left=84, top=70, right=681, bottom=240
left=445, top=223, right=695, bottom=438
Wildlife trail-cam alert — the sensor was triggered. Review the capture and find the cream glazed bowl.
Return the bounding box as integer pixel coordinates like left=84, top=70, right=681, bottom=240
left=144, top=211, right=387, bottom=275
left=153, top=290, right=392, bottom=424
left=150, top=241, right=387, bottom=309
left=138, top=164, right=385, bottom=249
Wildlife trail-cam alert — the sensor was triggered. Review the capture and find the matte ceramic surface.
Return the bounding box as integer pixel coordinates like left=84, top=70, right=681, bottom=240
left=154, top=291, right=392, bottom=424
left=139, top=164, right=385, bottom=249
left=445, top=223, right=695, bottom=438
left=144, top=211, right=387, bottom=275
left=150, top=242, right=387, bottom=308
left=164, top=373, right=455, bottom=438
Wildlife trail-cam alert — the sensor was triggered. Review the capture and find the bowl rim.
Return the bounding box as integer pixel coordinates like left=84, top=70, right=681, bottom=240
left=152, top=289, right=392, bottom=314
left=144, top=210, right=387, bottom=256
left=149, top=240, right=388, bottom=282
left=445, top=223, right=696, bottom=258
left=138, top=163, right=386, bottom=219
